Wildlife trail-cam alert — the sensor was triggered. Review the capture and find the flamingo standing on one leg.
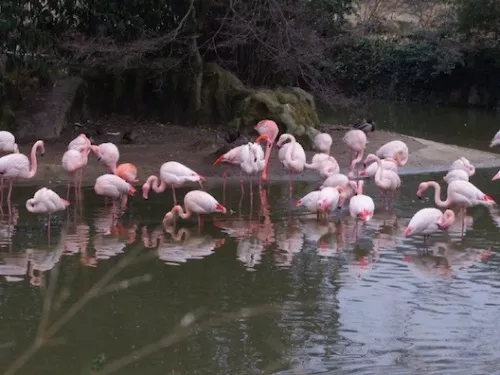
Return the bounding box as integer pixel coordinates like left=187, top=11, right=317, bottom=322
left=404, top=207, right=456, bottom=248
left=238, top=140, right=265, bottom=197
left=97, top=142, right=120, bottom=173
left=142, top=161, right=204, bottom=204
left=416, top=180, right=496, bottom=234
left=0, top=140, right=45, bottom=210
left=163, top=190, right=227, bottom=229
left=0, top=131, right=19, bottom=207
left=254, top=120, right=279, bottom=183
left=366, top=154, right=401, bottom=209
left=349, top=180, right=375, bottom=238
left=26, top=188, right=70, bottom=241
left=343, top=129, right=366, bottom=177
left=276, top=133, right=306, bottom=195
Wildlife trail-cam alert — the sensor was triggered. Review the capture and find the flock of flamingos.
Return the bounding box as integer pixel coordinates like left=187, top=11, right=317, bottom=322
left=0, top=119, right=500, bottom=250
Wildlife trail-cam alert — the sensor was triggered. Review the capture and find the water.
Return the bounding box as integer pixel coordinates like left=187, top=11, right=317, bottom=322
left=321, top=100, right=500, bottom=151
left=1, top=165, right=500, bottom=375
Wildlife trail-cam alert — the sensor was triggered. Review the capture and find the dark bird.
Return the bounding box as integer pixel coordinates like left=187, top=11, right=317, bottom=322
left=122, top=130, right=135, bottom=144
left=223, top=129, right=241, bottom=144
left=355, top=119, right=376, bottom=133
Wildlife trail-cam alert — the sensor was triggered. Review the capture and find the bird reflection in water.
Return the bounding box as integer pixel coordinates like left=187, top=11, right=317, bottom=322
left=403, top=241, right=492, bottom=279
left=274, top=218, right=304, bottom=267
left=315, top=221, right=344, bottom=258
left=27, top=228, right=65, bottom=287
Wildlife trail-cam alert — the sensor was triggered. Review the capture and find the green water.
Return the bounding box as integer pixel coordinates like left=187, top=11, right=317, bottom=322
left=322, top=100, right=500, bottom=151
left=1, top=164, right=500, bottom=374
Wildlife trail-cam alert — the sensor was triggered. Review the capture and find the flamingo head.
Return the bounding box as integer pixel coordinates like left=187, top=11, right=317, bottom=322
left=437, top=209, right=456, bottom=230
left=403, top=226, right=413, bottom=237
left=362, top=153, right=377, bottom=168
left=215, top=203, right=227, bottom=214
left=348, top=180, right=359, bottom=195
left=254, top=119, right=279, bottom=144
left=416, top=182, right=430, bottom=200
left=492, top=171, right=500, bottom=181
left=358, top=169, right=367, bottom=177
left=163, top=211, right=174, bottom=225
left=37, top=140, right=45, bottom=156
left=296, top=199, right=302, bottom=207
left=357, top=209, right=372, bottom=222
left=317, top=199, right=328, bottom=213
left=142, top=176, right=157, bottom=199
left=255, top=134, right=269, bottom=144
left=127, top=185, right=136, bottom=196
left=337, top=190, right=346, bottom=209
left=276, top=134, right=293, bottom=149
left=90, top=145, right=102, bottom=160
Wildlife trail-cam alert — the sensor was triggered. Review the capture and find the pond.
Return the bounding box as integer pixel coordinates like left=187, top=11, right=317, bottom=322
left=1, top=165, right=500, bottom=375
left=321, top=100, right=500, bottom=151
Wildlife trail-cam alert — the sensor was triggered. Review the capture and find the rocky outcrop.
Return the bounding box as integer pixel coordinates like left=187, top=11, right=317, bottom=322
left=200, top=63, right=320, bottom=140
left=15, top=76, right=83, bottom=141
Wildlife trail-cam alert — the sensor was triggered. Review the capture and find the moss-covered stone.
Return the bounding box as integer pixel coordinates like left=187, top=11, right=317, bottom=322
left=200, top=63, right=320, bottom=140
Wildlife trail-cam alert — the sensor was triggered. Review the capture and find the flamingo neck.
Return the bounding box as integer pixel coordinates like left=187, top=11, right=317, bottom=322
left=28, top=141, right=43, bottom=178
left=428, top=181, right=450, bottom=207
left=350, top=150, right=364, bottom=172
left=172, top=205, right=191, bottom=219
left=150, top=175, right=166, bottom=193
left=261, top=142, right=273, bottom=182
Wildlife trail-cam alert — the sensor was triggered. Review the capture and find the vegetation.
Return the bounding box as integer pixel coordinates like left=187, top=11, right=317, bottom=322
left=2, top=0, right=500, bottom=131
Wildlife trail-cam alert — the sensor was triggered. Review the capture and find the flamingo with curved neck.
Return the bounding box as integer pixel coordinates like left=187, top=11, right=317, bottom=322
left=142, top=175, right=166, bottom=198
left=0, top=140, right=45, bottom=205
left=372, top=155, right=401, bottom=209
left=254, top=120, right=279, bottom=183
left=277, top=133, right=306, bottom=194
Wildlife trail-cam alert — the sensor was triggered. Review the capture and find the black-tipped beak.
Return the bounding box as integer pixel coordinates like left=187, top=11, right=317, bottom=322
left=41, top=152, right=45, bottom=157
left=97, top=157, right=101, bottom=161
left=363, top=163, right=366, bottom=168
left=417, top=195, right=422, bottom=200
left=337, top=206, right=342, bottom=210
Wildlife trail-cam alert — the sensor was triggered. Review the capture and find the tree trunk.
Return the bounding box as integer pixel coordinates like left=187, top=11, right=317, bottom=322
left=186, top=1, right=203, bottom=120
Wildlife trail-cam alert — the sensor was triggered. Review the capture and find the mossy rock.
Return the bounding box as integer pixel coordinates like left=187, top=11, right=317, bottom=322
left=199, top=63, right=320, bottom=142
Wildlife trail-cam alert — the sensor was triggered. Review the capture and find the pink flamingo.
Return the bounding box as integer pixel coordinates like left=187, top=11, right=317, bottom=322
left=359, top=155, right=398, bottom=178
left=163, top=190, right=227, bottom=229
left=0, top=131, right=19, bottom=203
left=317, top=186, right=345, bottom=217
left=375, top=140, right=409, bottom=166
left=239, top=141, right=265, bottom=196
left=26, top=187, right=70, bottom=239
left=450, top=157, right=475, bottom=176
left=94, top=174, right=136, bottom=211
left=97, top=142, right=120, bottom=173
left=254, top=120, right=280, bottom=183
left=296, top=190, right=321, bottom=216
left=142, top=161, right=205, bottom=204
left=305, top=153, right=340, bottom=178
left=366, top=154, right=401, bottom=209
left=313, top=133, right=333, bottom=154
left=349, top=180, right=375, bottom=222
left=62, top=142, right=101, bottom=199
left=115, top=163, right=139, bottom=184
left=0, top=140, right=45, bottom=206
left=68, top=133, right=91, bottom=151
left=443, top=168, right=469, bottom=184
left=416, top=180, right=495, bottom=233
left=343, top=129, right=366, bottom=176
left=404, top=207, right=456, bottom=248
left=276, top=133, right=306, bottom=194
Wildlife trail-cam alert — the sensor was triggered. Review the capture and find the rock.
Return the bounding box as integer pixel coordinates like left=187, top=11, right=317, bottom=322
left=200, top=63, right=320, bottom=141
left=15, top=76, right=83, bottom=141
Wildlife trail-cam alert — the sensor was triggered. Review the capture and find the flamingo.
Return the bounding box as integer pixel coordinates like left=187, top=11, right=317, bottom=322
left=490, top=130, right=500, bottom=147
left=416, top=180, right=495, bottom=233
left=163, top=190, right=227, bottom=229
left=443, top=168, right=469, bottom=184
left=26, top=188, right=70, bottom=238
left=97, top=142, right=120, bottom=173
left=0, top=140, right=45, bottom=206
left=68, top=133, right=91, bottom=151
left=115, top=163, right=139, bottom=183
left=349, top=180, right=375, bottom=222
left=376, top=140, right=409, bottom=166
left=313, top=133, right=333, bottom=154
left=276, top=133, right=306, bottom=193
left=450, top=157, right=475, bottom=176
left=404, top=208, right=456, bottom=247
left=62, top=142, right=101, bottom=199
left=0, top=131, right=19, bottom=203
left=366, top=154, right=401, bottom=209
left=296, top=190, right=322, bottom=218
left=239, top=141, right=265, bottom=194
left=343, top=129, right=366, bottom=176
left=317, top=186, right=345, bottom=217
left=94, top=174, right=136, bottom=214
left=254, top=119, right=280, bottom=183
left=359, top=156, right=398, bottom=178
left=305, top=153, right=340, bottom=178
left=142, top=161, right=205, bottom=204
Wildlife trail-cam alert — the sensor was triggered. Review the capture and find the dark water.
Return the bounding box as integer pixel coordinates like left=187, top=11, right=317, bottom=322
left=1, top=166, right=500, bottom=375
left=322, top=100, right=500, bottom=151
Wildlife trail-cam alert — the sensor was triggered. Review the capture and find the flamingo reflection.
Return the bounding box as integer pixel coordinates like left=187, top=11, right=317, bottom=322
left=0, top=251, right=29, bottom=282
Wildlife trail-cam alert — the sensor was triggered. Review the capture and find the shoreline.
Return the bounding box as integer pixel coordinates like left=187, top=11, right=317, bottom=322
left=11, top=123, right=500, bottom=188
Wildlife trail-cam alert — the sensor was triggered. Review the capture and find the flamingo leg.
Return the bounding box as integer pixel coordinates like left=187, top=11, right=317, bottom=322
left=7, top=179, right=13, bottom=203
left=47, top=214, right=51, bottom=245
left=240, top=171, right=244, bottom=194
left=197, top=214, right=202, bottom=230
left=288, top=173, right=293, bottom=198
left=121, top=195, right=128, bottom=210
left=171, top=186, right=177, bottom=205
left=0, top=176, right=4, bottom=208
left=461, top=207, right=466, bottom=236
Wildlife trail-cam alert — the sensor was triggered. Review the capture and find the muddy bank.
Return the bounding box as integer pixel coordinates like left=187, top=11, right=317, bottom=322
left=12, top=119, right=500, bottom=188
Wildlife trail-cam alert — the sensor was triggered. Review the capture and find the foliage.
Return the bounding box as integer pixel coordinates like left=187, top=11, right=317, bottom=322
left=454, top=0, right=500, bottom=38
left=329, top=36, right=464, bottom=99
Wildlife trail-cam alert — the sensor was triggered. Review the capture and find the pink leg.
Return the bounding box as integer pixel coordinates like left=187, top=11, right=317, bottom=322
left=289, top=174, right=293, bottom=198
left=171, top=186, right=177, bottom=205
left=47, top=214, right=51, bottom=245
left=7, top=179, right=13, bottom=203
left=197, top=214, right=203, bottom=230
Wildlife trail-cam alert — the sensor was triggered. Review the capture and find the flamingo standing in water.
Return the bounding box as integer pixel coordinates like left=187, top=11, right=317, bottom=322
left=0, top=140, right=45, bottom=207
left=254, top=119, right=279, bottom=183
left=317, top=186, right=345, bottom=217
left=97, top=142, right=120, bottom=173
left=404, top=207, right=456, bottom=248
left=349, top=180, right=375, bottom=222
left=143, top=161, right=204, bottom=204
left=313, top=133, right=333, bottom=154
left=305, top=153, right=340, bottom=179
left=0, top=131, right=19, bottom=203
left=239, top=141, right=265, bottom=195
left=95, top=174, right=136, bottom=209
left=26, top=188, right=70, bottom=239
left=163, top=190, right=227, bottom=229
left=343, top=129, right=366, bottom=177
left=416, top=180, right=495, bottom=233
left=62, top=142, right=101, bottom=199
left=276, top=133, right=306, bottom=194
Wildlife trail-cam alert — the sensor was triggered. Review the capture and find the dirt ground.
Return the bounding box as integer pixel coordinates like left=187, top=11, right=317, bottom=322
left=12, top=115, right=500, bottom=188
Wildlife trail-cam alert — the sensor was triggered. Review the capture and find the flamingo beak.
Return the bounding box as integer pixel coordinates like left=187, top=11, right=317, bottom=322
left=255, top=135, right=269, bottom=143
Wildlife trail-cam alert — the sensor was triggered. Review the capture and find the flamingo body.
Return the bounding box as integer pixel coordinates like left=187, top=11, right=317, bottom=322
left=404, top=207, right=455, bottom=237
left=94, top=174, right=136, bottom=200
left=313, top=133, right=332, bottom=154
left=376, top=140, right=409, bottom=166
left=26, top=188, right=70, bottom=214
left=0, top=131, right=18, bottom=153
left=296, top=190, right=321, bottom=213
left=349, top=180, right=374, bottom=222
left=443, top=169, right=469, bottom=184
left=98, top=142, right=120, bottom=172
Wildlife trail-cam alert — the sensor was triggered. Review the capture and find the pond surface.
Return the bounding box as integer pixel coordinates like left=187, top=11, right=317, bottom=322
left=322, top=100, right=500, bottom=151
left=1, top=166, right=500, bottom=375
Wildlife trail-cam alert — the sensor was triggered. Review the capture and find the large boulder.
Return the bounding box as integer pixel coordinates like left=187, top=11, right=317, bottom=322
left=200, top=63, right=320, bottom=141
